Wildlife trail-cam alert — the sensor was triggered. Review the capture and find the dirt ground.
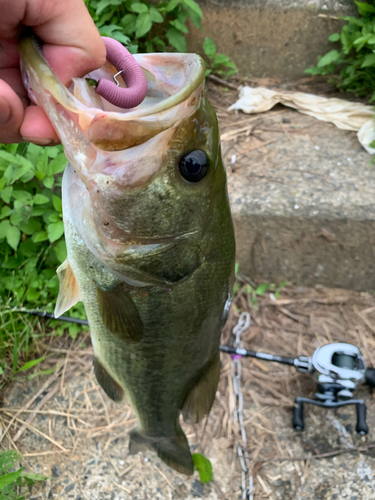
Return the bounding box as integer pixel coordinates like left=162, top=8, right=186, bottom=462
left=2, top=283, right=375, bottom=500
left=1, top=82, right=375, bottom=500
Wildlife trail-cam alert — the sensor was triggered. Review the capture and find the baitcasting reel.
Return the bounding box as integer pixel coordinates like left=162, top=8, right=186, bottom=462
left=220, top=341, right=375, bottom=435
left=293, top=343, right=375, bottom=435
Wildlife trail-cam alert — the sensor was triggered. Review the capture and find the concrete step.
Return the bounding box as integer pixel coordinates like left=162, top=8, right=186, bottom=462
left=188, top=0, right=356, bottom=80
left=208, top=84, right=375, bottom=292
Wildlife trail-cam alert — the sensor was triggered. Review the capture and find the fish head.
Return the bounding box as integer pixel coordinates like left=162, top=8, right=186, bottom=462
left=19, top=37, right=232, bottom=286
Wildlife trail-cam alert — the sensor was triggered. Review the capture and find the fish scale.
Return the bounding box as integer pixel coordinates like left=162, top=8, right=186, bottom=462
left=19, top=34, right=235, bottom=475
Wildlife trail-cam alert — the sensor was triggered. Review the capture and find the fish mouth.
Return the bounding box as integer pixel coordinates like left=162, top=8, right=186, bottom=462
left=19, top=35, right=206, bottom=153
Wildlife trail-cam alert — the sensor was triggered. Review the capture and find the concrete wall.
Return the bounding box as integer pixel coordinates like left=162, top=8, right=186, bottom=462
left=187, top=0, right=357, bottom=80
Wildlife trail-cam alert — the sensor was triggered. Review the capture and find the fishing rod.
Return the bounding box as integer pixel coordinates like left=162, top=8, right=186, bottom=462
left=8, top=308, right=375, bottom=435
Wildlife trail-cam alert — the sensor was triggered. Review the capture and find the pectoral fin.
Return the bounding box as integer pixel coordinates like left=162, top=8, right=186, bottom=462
left=54, top=260, right=81, bottom=318
left=97, top=284, right=143, bottom=343
left=182, top=353, right=221, bottom=424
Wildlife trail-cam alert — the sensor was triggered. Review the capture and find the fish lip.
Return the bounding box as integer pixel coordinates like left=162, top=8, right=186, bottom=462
left=19, top=35, right=206, bottom=121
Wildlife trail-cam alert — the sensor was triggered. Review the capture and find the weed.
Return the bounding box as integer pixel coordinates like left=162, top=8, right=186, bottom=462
left=203, top=37, right=238, bottom=77
left=0, top=450, right=48, bottom=500
left=305, top=2, right=375, bottom=102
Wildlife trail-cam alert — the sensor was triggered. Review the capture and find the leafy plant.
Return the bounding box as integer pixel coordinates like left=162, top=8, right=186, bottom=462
left=0, top=142, right=88, bottom=378
left=192, top=453, right=213, bottom=483
left=305, top=1, right=375, bottom=102
left=0, top=450, right=48, bottom=500
left=203, top=37, right=237, bottom=77
left=85, top=0, right=204, bottom=54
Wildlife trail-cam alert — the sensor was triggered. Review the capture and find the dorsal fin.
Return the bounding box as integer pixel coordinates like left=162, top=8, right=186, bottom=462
left=54, top=260, right=81, bottom=317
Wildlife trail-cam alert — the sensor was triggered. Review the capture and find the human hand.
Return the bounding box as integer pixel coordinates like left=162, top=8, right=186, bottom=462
left=0, top=0, right=106, bottom=144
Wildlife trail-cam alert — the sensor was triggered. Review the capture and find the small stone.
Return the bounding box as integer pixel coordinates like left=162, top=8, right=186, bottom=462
left=51, top=465, right=61, bottom=478
left=191, top=480, right=204, bottom=497
left=65, top=483, right=75, bottom=494
left=282, top=118, right=291, bottom=124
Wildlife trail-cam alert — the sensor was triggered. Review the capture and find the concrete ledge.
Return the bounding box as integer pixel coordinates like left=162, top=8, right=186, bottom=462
left=221, top=103, right=375, bottom=291
left=188, top=0, right=357, bottom=80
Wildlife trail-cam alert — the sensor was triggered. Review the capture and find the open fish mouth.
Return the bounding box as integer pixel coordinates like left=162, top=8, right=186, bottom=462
left=19, top=35, right=211, bottom=286
left=19, top=35, right=206, bottom=153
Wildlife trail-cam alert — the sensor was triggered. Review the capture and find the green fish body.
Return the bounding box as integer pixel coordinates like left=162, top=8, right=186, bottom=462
left=19, top=35, right=235, bottom=475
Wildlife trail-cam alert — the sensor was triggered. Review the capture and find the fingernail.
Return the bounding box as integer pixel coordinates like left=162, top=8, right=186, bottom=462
left=0, top=96, right=11, bottom=125
left=22, top=137, right=53, bottom=145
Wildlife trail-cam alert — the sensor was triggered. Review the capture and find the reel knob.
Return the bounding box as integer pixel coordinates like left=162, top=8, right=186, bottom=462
left=365, top=368, right=375, bottom=388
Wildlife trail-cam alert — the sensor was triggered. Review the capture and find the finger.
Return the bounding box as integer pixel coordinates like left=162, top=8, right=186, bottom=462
left=23, top=0, right=107, bottom=84
left=20, top=105, right=59, bottom=145
left=0, top=79, right=25, bottom=143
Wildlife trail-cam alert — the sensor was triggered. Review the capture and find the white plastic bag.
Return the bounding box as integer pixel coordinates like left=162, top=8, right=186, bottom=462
left=228, top=86, right=375, bottom=154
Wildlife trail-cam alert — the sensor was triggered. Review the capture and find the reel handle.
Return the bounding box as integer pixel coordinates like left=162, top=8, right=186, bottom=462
left=356, top=403, right=369, bottom=435
left=365, top=367, right=375, bottom=388
left=293, top=399, right=304, bottom=431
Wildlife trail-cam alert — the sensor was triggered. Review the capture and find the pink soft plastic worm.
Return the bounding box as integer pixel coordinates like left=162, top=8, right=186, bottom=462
left=95, top=37, right=148, bottom=108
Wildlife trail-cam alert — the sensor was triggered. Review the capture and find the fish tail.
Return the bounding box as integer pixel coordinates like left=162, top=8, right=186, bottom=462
left=129, top=425, right=194, bottom=476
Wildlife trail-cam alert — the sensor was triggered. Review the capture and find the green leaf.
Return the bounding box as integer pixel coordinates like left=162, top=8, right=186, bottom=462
left=131, top=2, right=148, bottom=13
left=136, top=12, right=152, bottom=38
left=33, top=194, right=50, bottom=205
left=21, top=472, right=49, bottom=481
left=166, top=0, right=180, bottom=12
left=0, top=186, right=13, bottom=203
left=12, top=190, right=33, bottom=204
left=0, top=468, right=23, bottom=488
left=169, top=19, right=189, bottom=33
left=355, top=1, right=375, bottom=14
left=182, top=0, right=203, bottom=18
left=192, top=453, right=213, bottom=483
left=54, top=239, right=67, bottom=263
left=47, top=221, right=64, bottom=243
left=32, top=231, right=48, bottom=243
left=17, top=356, right=46, bottom=372
left=18, top=219, right=42, bottom=235
left=166, top=27, right=187, bottom=52
left=0, top=220, right=11, bottom=239
left=317, top=49, right=340, bottom=67
left=149, top=7, right=164, bottom=23
left=255, top=283, right=269, bottom=296
left=6, top=226, right=21, bottom=251
left=214, top=54, right=231, bottom=65
left=304, top=66, right=323, bottom=75
left=52, top=195, right=62, bottom=214
left=96, top=0, right=121, bottom=15
left=43, top=176, right=54, bottom=188
left=361, top=53, right=375, bottom=67
left=203, top=37, right=216, bottom=58
left=49, top=153, right=67, bottom=175
left=145, top=41, right=154, bottom=52
left=36, top=149, right=48, bottom=175
left=120, top=13, right=137, bottom=34
left=328, top=33, right=340, bottom=42
left=187, top=8, right=201, bottom=28
left=48, top=213, right=60, bottom=223
left=0, top=206, right=12, bottom=219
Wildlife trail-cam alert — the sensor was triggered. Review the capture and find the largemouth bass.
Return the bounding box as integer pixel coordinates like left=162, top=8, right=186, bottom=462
left=19, top=35, right=235, bottom=475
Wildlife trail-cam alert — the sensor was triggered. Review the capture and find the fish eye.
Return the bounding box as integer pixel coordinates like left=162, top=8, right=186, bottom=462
left=179, top=150, right=208, bottom=183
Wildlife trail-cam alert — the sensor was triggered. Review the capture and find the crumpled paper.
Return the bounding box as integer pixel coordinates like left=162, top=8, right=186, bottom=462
left=228, top=86, right=375, bottom=154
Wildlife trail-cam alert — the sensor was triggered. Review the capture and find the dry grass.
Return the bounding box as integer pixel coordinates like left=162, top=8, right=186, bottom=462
left=1, top=281, right=375, bottom=498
